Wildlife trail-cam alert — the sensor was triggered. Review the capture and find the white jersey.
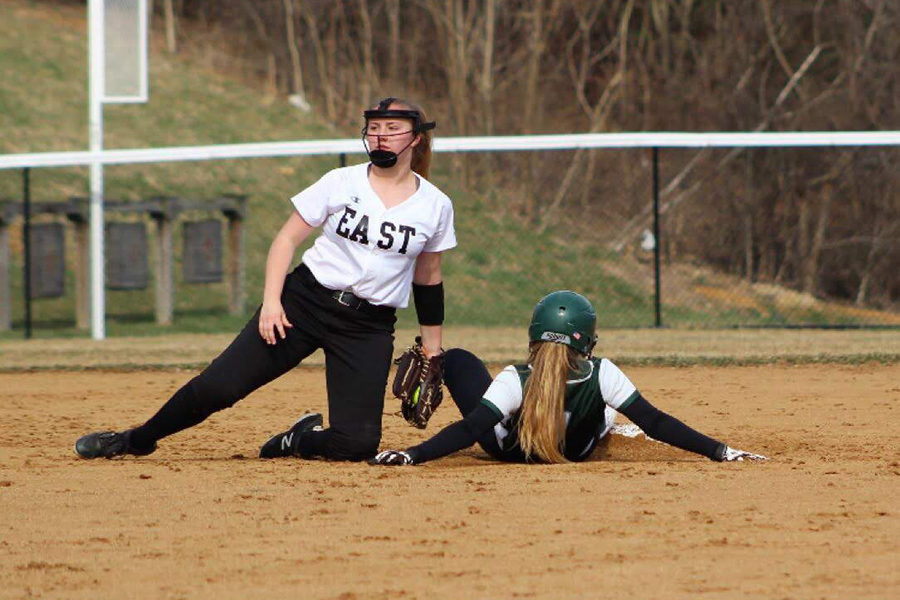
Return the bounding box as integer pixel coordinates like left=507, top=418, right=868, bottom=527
left=481, top=358, right=639, bottom=451
left=291, top=163, right=457, bottom=307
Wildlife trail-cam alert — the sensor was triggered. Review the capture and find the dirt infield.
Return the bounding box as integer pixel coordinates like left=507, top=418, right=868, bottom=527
left=1, top=363, right=898, bottom=599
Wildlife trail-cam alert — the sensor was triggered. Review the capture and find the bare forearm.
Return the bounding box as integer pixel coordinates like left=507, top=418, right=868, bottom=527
left=262, top=236, right=299, bottom=305
left=262, top=213, right=315, bottom=305
left=419, top=325, right=442, bottom=358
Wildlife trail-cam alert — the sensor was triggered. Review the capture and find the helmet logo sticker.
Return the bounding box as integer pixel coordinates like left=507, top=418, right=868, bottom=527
left=541, top=332, right=571, bottom=344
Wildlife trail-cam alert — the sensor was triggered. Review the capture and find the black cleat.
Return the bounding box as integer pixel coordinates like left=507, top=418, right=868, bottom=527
left=259, top=413, right=324, bottom=459
left=74, top=430, right=157, bottom=459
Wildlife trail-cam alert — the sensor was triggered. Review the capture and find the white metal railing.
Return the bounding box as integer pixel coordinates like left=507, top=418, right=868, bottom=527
left=2, top=131, right=900, bottom=171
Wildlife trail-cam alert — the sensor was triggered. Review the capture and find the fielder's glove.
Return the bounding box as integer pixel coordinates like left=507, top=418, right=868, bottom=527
left=714, top=444, right=768, bottom=462
left=368, top=450, right=415, bottom=466
left=392, top=336, right=444, bottom=429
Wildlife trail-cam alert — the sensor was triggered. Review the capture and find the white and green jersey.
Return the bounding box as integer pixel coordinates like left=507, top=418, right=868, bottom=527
left=480, top=357, right=640, bottom=460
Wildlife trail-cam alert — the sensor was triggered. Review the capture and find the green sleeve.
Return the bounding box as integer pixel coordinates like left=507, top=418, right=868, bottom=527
left=479, top=398, right=504, bottom=420
left=617, top=390, right=641, bottom=411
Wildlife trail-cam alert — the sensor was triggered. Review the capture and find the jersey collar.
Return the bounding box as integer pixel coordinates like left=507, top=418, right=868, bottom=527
left=523, top=359, right=594, bottom=385
left=567, top=359, right=594, bottom=384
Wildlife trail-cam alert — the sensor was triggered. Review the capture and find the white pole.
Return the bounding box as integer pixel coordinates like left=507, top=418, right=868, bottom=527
left=140, top=0, right=149, bottom=101
left=88, top=0, right=105, bottom=339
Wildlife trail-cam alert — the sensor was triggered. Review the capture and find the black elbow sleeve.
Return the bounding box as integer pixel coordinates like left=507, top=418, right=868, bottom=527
left=413, top=281, right=444, bottom=325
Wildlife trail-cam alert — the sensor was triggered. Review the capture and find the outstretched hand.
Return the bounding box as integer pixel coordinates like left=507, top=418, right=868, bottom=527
left=720, top=446, right=768, bottom=462
left=368, top=450, right=414, bottom=466
left=259, top=301, right=292, bottom=345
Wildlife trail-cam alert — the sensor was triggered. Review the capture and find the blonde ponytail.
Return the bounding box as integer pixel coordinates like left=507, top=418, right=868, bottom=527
left=517, top=342, right=581, bottom=463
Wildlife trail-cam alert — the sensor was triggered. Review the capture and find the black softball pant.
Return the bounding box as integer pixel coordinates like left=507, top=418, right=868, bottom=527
left=442, top=348, right=510, bottom=460
left=129, top=265, right=396, bottom=461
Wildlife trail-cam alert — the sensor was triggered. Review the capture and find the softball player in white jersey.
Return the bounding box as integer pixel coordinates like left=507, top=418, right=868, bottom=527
left=370, top=291, right=767, bottom=465
left=76, top=98, right=456, bottom=462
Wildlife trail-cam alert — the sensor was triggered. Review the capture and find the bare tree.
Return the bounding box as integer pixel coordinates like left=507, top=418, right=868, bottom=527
left=357, top=0, right=375, bottom=108
left=386, top=0, right=400, bottom=85
left=300, top=2, right=337, bottom=122
left=282, top=0, right=309, bottom=109
left=162, top=0, right=177, bottom=54
left=146, top=0, right=899, bottom=309
left=238, top=0, right=278, bottom=97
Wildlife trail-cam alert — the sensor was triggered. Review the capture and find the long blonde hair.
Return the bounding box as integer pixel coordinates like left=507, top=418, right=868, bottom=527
left=390, top=98, right=433, bottom=179
left=517, top=342, right=582, bottom=463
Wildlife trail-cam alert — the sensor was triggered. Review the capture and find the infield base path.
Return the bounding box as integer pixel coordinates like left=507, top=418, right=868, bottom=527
left=0, top=364, right=897, bottom=599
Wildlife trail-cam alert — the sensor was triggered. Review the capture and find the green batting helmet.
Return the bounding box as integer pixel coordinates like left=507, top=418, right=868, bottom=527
left=528, top=291, right=597, bottom=355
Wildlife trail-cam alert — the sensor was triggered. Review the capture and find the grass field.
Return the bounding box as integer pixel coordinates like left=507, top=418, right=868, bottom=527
left=1, top=328, right=898, bottom=372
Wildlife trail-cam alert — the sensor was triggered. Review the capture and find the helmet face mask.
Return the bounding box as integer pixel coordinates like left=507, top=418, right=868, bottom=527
left=528, top=291, right=597, bottom=356
left=361, top=97, right=436, bottom=168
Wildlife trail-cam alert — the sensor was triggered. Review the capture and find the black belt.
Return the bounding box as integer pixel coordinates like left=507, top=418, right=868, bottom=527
left=295, top=264, right=395, bottom=318
left=330, top=288, right=367, bottom=310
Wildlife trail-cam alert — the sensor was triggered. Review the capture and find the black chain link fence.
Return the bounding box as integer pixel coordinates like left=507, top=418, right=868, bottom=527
left=3, top=144, right=898, bottom=334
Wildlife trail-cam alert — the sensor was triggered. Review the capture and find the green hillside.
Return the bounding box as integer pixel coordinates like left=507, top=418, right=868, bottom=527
left=5, top=2, right=890, bottom=338
left=0, top=2, right=665, bottom=337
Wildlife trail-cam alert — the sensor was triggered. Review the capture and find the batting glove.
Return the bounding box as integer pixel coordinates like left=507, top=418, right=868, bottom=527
left=715, top=444, right=768, bottom=462
left=368, top=450, right=415, bottom=466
